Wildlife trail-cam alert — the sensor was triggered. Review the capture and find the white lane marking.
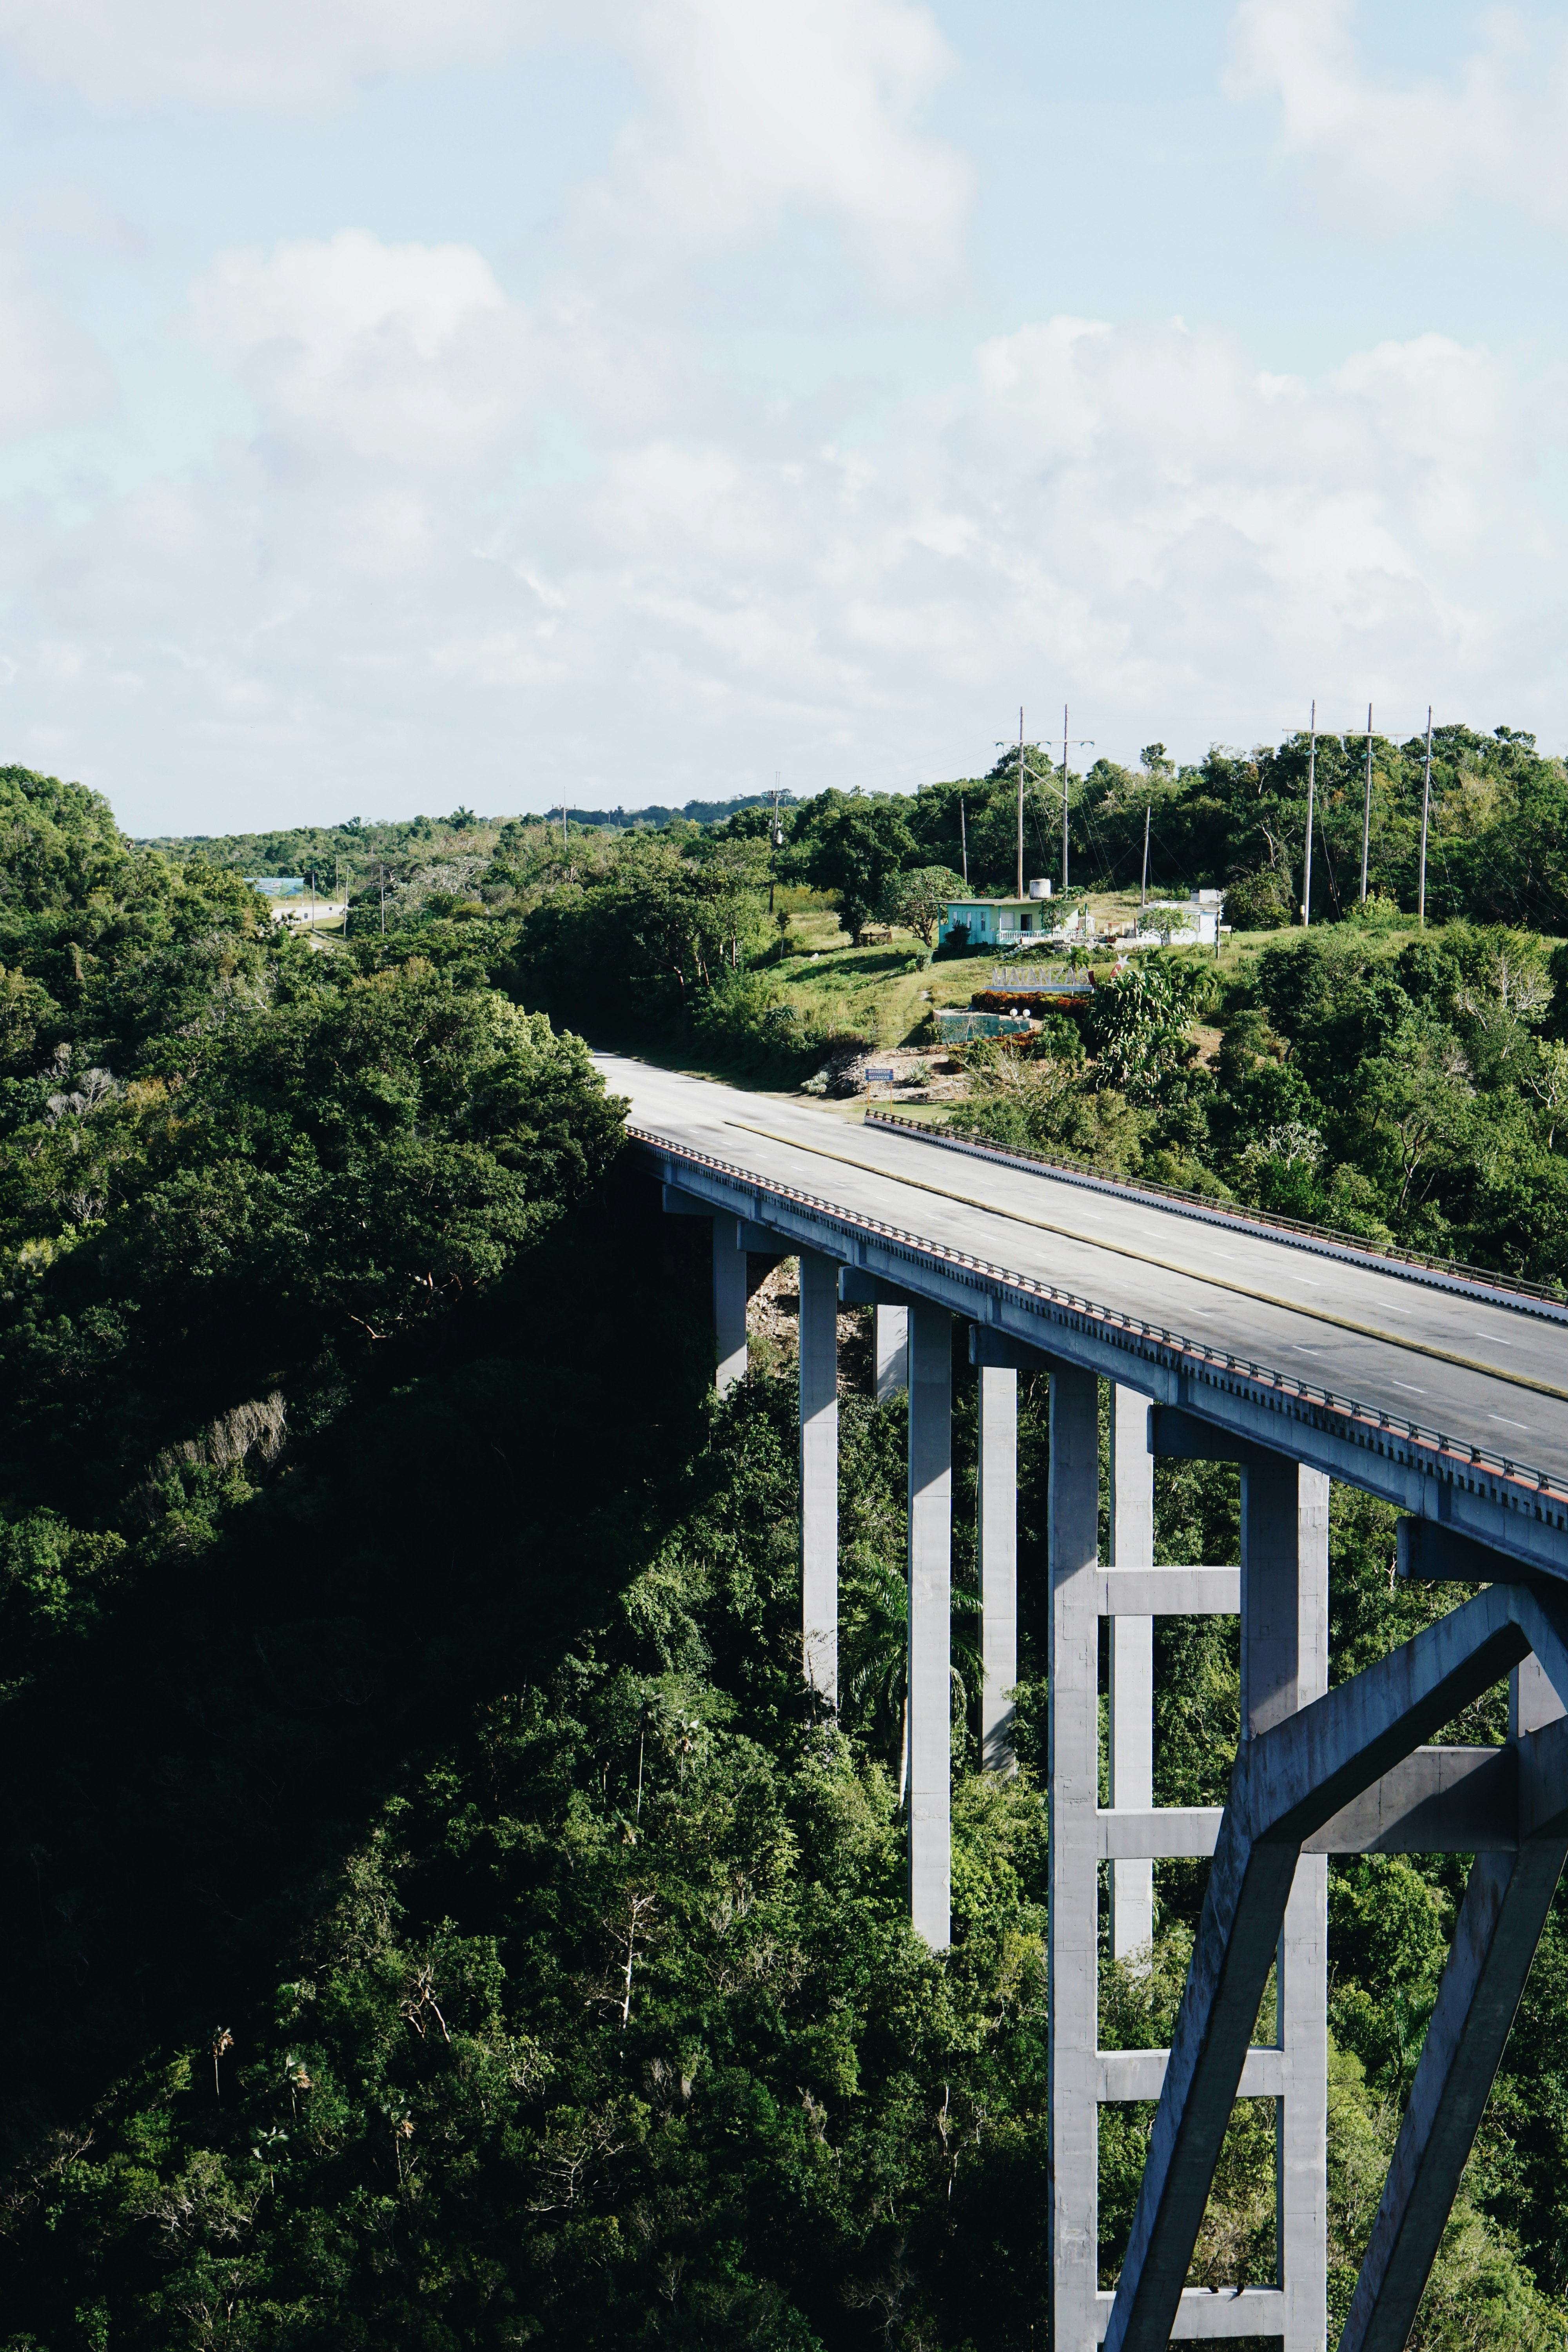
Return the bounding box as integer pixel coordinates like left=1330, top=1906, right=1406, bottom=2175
left=1392, top=1380, right=1426, bottom=1393
left=1490, top=1414, right=1531, bottom=1430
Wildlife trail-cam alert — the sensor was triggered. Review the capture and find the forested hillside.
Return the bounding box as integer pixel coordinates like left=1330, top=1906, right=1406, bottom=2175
left=0, top=751, right=1565, bottom=2347
left=157, top=716, right=1568, bottom=940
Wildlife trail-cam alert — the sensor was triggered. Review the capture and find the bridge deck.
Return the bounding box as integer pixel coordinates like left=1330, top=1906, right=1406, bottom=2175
left=600, top=1055, right=1568, bottom=1501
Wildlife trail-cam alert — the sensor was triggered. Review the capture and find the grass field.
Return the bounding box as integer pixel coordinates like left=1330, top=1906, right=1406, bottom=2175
left=648, top=882, right=1492, bottom=1111
left=729, top=889, right=1298, bottom=1065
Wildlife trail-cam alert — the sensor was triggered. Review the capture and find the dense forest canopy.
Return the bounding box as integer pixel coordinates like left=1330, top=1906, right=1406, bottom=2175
left=0, top=750, right=1564, bottom=2345
left=154, top=715, right=1568, bottom=935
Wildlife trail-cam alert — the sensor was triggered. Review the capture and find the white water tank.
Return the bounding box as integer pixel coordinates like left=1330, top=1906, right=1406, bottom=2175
left=1028, top=877, right=1052, bottom=899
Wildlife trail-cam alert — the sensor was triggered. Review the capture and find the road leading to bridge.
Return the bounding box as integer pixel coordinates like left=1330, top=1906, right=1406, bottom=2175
left=597, top=1054, right=1568, bottom=1492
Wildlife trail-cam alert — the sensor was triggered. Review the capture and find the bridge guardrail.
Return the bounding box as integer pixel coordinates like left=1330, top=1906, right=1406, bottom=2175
left=863, top=1109, right=1568, bottom=1324
left=629, top=1120, right=1568, bottom=1512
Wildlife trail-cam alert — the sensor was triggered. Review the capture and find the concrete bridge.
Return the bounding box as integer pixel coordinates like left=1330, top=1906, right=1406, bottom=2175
left=602, top=1053, right=1568, bottom=2352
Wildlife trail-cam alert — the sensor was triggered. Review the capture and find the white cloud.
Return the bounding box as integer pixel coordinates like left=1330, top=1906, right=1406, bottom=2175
left=1227, top=0, right=1568, bottom=237
left=0, top=293, right=1559, bottom=830
left=0, top=0, right=538, bottom=112
left=193, top=231, right=527, bottom=466
left=0, top=0, right=969, bottom=298
left=0, top=250, right=114, bottom=437
left=609, top=0, right=967, bottom=289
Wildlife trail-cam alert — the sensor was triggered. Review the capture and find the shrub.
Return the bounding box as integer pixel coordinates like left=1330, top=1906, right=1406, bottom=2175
left=1225, top=866, right=1294, bottom=930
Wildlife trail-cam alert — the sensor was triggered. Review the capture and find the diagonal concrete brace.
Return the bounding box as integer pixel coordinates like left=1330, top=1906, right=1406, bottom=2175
left=1339, top=1701, right=1568, bottom=2352
left=1105, top=1579, right=1568, bottom=2352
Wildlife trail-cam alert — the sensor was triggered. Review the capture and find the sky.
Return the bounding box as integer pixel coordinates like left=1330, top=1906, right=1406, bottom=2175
left=0, top=0, right=1564, bottom=833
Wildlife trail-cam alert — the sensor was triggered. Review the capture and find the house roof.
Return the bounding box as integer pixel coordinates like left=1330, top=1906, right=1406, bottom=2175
left=942, top=896, right=1049, bottom=910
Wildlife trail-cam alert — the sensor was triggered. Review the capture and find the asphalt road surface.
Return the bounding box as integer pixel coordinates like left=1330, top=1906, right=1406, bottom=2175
left=598, top=1054, right=1568, bottom=1492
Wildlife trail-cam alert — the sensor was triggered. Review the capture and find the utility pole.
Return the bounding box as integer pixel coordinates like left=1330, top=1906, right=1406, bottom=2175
left=1061, top=704, right=1070, bottom=895
left=1359, top=702, right=1373, bottom=903
left=959, top=795, right=968, bottom=886
left=1140, top=802, right=1151, bottom=911
left=769, top=777, right=782, bottom=914
left=1418, top=705, right=1434, bottom=927
left=1016, top=707, right=1025, bottom=901
left=1302, top=699, right=1317, bottom=929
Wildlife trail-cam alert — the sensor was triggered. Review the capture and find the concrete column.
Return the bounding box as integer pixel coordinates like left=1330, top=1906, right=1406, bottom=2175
left=1511, top=1652, right=1567, bottom=1737
left=907, top=1303, right=952, bottom=1948
left=799, top=1250, right=838, bottom=1708
left=713, top=1216, right=748, bottom=1397
left=1050, top=1362, right=1101, bottom=2351
left=875, top=1303, right=909, bottom=1403
left=1109, top=1385, right=1154, bottom=1964
left=1241, top=1459, right=1329, bottom=2352
left=978, top=1365, right=1018, bottom=1775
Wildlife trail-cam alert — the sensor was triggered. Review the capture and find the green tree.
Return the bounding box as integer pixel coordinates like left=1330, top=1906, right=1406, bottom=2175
left=800, top=799, right=917, bottom=939
left=1354, top=1014, right=1475, bottom=1226
left=1087, top=957, right=1205, bottom=1104
left=882, top=864, right=967, bottom=946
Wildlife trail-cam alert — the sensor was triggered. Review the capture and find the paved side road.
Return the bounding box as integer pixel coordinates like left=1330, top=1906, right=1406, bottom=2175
left=597, top=1054, right=1568, bottom=1490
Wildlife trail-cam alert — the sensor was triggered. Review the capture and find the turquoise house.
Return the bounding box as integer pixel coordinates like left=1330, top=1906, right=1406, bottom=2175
left=936, top=892, right=1055, bottom=949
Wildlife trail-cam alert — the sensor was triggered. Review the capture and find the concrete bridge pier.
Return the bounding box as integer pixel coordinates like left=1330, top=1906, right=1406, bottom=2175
left=978, top=1363, right=1018, bottom=1775
left=1109, top=1385, right=1154, bottom=1962
left=660, top=1185, right=750, bottom=1395
left=712, top=1216, right=748, bottom=1397
left=875, top=1303, right=909, bottom=1402
left=1049, top=1358, right=1103, bottom=2348
left=908, top=1301, right=953, bottom=1947
left=1242, top=1459, right=1330, bottom=2350
left=800, top=1249, right=840, bottom=1709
